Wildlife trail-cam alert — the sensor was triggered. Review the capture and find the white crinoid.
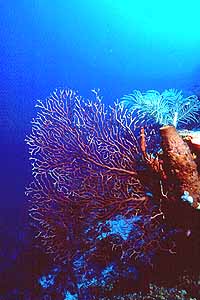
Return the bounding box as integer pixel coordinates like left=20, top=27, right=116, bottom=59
left=121, top=89, right=200, bottom=128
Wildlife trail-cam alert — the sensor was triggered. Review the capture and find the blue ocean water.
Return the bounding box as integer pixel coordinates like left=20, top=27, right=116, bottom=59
left=0, top=1, right=200, bottom=299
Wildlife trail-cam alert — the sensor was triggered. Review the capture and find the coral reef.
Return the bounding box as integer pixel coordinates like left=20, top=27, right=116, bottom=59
left=25, top=88, right=200, bottom=298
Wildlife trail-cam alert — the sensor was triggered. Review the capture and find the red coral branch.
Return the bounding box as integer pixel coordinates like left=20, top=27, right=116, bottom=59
left=26, top=89, right=160, bottom=262
left=140, top=127, right=167, bottom=180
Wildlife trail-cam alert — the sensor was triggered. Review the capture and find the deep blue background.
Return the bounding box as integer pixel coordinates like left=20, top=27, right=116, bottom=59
left=0, top=0, right=200, bottom=265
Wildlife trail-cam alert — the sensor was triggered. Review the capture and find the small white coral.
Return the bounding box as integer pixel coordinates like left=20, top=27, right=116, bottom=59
left=181, top=191, right=200, bottom=210
left=181, top=191, right=194, bottom=205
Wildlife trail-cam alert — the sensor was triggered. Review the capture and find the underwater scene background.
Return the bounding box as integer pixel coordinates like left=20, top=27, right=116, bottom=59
left=1, top=1, right=200, bottom=299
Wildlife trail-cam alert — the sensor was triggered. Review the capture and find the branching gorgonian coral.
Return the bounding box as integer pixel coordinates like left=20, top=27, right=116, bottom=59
left=25, top=88, right=166, bottom=265
left=121, top=89, right=200, bottom=128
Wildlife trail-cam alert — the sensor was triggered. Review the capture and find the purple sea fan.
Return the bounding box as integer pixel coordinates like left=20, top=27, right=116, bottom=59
left=25, top=88, right=162, bottom=264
